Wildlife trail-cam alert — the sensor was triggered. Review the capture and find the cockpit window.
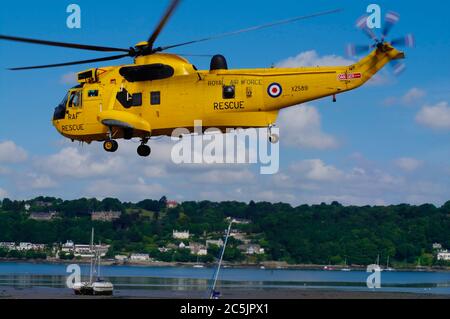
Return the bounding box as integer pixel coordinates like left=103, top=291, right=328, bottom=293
left=60, top=94, right=68, bottom=108
left=69, top=91, right=82, bottom=108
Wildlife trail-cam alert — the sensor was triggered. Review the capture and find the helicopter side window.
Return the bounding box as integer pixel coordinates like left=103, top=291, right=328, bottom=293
left=88, top=90, right=99, bottom=97
left=69, top=91, right=82, bottom=108
left=132, top=93, right=142, bottom=107
left=151, top=91, right=161, bottom=105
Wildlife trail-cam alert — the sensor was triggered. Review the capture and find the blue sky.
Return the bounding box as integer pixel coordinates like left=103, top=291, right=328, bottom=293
left=0, top=0, right=449, bottom=205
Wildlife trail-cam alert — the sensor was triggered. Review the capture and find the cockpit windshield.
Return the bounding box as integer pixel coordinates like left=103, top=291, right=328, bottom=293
left=53, top=92, right=70, bottom=121
left=59, top=94, right=68, bottom=108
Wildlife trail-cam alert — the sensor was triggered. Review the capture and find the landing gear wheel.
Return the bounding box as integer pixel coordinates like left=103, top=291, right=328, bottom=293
left=269, top=133, right=279, bottom=144
left=103, top=140, right=118, bottom=153
left=137, top=144, right=151, bottom=157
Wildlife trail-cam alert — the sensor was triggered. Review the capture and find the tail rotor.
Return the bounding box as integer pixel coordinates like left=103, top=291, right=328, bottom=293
left=346, top=10, right=414, bottom=75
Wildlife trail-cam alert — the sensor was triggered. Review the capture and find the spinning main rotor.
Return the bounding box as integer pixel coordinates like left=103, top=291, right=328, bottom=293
left=0, top=0, right=341, bottom=70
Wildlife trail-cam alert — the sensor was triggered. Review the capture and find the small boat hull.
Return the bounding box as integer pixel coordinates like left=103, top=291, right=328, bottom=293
left=73, top=281, right=114, bottom=296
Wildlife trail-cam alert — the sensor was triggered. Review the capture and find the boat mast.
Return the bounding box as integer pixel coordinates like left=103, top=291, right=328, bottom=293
left=89, top=227, right=94, bottom=284
left=97, top=240, right=101, bottom=279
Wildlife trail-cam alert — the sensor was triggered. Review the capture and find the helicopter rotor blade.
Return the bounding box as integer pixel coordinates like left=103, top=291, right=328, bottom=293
left=390, top=60, right=407, bottom=75
left=391, top=34, right=415, bottom=48
left=172, top=53, right=214, bottom=57
left=382, top=11, right=400, bottom=39
left=346, top=43, right=372, bottom=57
left=155, top=8, right=342, bottom=52
left=355, top=15, right=379, bottom=42
left=8, top=53, right=131, bottom=71
left=147, top=0, right=181, bottom=48
left=0, top=35, right=130, bottom=53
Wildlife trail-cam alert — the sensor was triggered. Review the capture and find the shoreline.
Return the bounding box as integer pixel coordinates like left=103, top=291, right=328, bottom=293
left=0, top=286, right=449, bottom=299
left=1, top=258, right=449, bottom=272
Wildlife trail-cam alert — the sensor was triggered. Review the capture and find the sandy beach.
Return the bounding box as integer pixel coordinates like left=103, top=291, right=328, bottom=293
left=1, top=286, right=448, bottom=299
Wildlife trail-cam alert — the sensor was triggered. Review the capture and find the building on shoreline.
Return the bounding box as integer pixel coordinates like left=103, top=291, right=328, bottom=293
left=29, top=212, right=58, bottom=221
left=226, top=217, right=252, bottom=225
left=0, top=242, right=16, bottom=250
left=238, top=244, right=265, bottom=255
left=91, top=211, right=121, bottom=222
left=166, top=200, right=179, bottom=209
left=437, top=250, right=450, bottom=261
left=130, top=253, right=150, bottom=262
left=189, top=243, right=208, bottom=256
left=61, top=240, right=109, bottom=258
left=173, top=230, right=190, bottom=239
left=114, top=255, right=128, bottom=262
left=0, top=242, right=46, bottom=251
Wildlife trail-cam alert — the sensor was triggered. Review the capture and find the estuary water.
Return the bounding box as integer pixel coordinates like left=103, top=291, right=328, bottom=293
left=0, top=262, right=449, bottom=296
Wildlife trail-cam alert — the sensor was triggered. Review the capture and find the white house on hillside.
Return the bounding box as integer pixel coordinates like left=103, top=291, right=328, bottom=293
left=437, top=250, right=450, bottom=261
left=173, top=230, right=190, bottom=239
left=130, top=253, right=150, bottom=262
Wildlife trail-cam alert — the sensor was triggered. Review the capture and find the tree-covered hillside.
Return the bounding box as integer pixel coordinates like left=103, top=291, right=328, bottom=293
left=0, top=197, right=449, bottom=266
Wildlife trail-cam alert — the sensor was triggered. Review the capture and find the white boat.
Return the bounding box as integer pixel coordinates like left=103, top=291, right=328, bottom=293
left=193, top=256, right=205, bottom=268
left=73, top=281, right=94, bottom=295
left=92, top=280, right=114, bottom=295
left=385, top=256, right=395, bottom=271
left=73, top=280, right=114, bottom=296
left=73, top=228, right=114, bottom=296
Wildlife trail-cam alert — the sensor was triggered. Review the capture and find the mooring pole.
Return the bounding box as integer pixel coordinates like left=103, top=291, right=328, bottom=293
left=209, top=220, right=233, bottom=299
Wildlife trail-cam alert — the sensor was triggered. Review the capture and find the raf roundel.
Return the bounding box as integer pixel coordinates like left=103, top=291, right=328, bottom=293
left=268, top=83, right=283, bottom=98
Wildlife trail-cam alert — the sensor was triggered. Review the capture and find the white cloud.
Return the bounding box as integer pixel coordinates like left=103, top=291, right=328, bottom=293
left=416, top=101, right=450, bottom=130
left=290, top=159, right=344, bottom=182
left=402, top=88, right=426, bottom=105
left=367, top=74, right=391, bottom=87
left=277, top=105, right=338, bottom=149
left=0, top=141, right=28, bottom=163
left=39, top=147, right=127, bottom=178
left=192, top=169, right=255, bottom=185
left=143, top=165, right=169, bottom=178
left=395, top=158, right=423, bottom=172
left=0, top=138, right=448, bottom=207
left=84, top=178, right=166, bottom=201
left=276, top=50, right=354, bottom=68
left=28, top=174, right=58, bottom=189
left=383, top=88, right=427, bottom=106
left=60, top=72, right=77, bottom=85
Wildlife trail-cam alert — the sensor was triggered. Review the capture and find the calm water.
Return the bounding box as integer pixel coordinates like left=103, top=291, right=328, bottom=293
left=0, top=262, right=449, bottom=295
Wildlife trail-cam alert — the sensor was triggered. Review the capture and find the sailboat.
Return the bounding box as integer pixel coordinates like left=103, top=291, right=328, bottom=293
left=73, top=228, right=114, bottom=296
left=385, top=256, right=395, bottom=272
left=193, top=255, right=205, bottom=268
left=341, top=258, right=351, bottom=272
left=376, top=254, right=384, bottom=271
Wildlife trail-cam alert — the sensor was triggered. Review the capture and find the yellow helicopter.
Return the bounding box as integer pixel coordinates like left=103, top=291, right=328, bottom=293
left=0, top=1, right=413, bottom=157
